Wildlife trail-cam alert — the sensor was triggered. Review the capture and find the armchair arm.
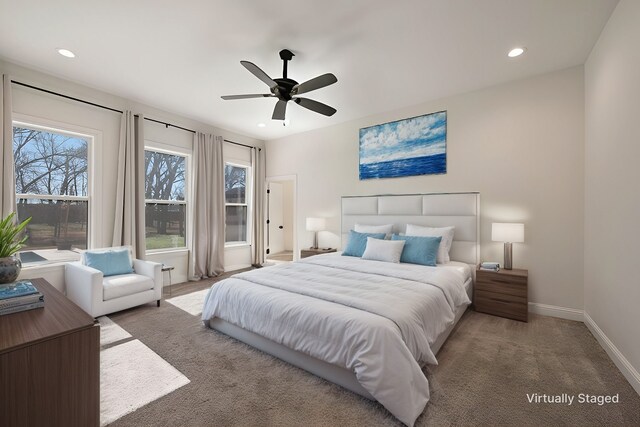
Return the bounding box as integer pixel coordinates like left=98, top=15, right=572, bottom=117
left=65, top=262, right=104, bottom=317
left=133, top=259, right=163, bottom=299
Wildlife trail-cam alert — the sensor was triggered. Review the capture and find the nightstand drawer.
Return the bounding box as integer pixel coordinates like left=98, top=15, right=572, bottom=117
left=475, top=290, right=527, bottom=322
left=475, top=279, right=527, bottom=298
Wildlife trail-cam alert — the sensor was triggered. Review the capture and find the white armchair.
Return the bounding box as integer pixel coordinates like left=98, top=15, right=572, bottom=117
left=65, top=248, right=162, bottom=318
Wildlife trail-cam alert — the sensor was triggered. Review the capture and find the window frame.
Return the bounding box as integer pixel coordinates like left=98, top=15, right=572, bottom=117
left=143, top=144, right=190, bottom=254
left=224, top=161, right=252, bottom=247
left=12, top=115, right=102, bottom=263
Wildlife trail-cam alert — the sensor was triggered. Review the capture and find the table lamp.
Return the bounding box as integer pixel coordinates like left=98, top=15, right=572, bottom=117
left=492, top=223, right=524, bottom=270
left=306, top=217, right=326, bottom=249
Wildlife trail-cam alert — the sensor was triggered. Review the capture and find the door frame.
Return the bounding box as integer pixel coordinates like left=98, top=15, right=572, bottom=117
left=266, top=174, right=298, bottom=261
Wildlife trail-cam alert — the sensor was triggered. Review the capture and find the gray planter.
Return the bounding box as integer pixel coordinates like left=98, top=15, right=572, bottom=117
left=0, top=256, right=22, bottom=284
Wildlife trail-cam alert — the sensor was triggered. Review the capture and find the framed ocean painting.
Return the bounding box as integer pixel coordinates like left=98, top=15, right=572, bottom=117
left=359, top=111, right=447, bottom=180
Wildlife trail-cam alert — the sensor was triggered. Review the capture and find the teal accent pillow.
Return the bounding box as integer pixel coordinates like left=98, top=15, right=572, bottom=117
left=84, top=248, right=134, bottom=277
left=342, top=230, right=386, bottom=257
left=391, top=234, right=442, bottom=266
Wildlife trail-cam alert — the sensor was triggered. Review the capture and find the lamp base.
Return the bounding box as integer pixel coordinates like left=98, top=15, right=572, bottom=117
left=504, top=242, right=513, bottom=270
left=312, top=231, right=319, bottom=250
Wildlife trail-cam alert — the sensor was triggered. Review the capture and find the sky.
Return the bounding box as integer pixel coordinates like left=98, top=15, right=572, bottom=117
left=359, top=111, right=446, bottom=165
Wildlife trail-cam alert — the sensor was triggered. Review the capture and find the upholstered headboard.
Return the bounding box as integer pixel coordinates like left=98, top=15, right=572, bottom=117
left=341, top=192, right=480, bottom=265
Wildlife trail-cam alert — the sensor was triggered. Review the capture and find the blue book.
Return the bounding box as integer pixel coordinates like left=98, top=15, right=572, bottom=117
left=0, top=280, right=39, bottom=300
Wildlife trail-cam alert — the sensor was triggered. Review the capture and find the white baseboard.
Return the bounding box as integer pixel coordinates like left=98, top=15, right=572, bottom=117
left=225, top=264, right=252, bottom=272
left=528, top=302, right=584, bottom=321
left=583, top=312, right=640, bottom=396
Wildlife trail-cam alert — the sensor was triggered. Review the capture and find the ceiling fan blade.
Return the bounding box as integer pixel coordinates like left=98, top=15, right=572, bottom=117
left=291, top=73, right=337, bottom=96
left=241, top=61, right=278, bottom=90
left=293, top=97, right=337, bottom=116
left=272, top=100, right=287, bottom=120
left=221, top=94, right=273, bottom=100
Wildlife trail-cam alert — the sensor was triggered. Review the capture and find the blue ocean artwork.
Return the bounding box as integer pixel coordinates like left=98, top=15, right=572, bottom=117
left=359, top=111, right=447, bottom=180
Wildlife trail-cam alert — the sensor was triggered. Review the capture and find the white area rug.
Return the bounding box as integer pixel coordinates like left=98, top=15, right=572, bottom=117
left=166, top=288, right=209, bottom=316
left=98, top=316, right=132, bottom=346
left=99, top=318, right=190, bottom=426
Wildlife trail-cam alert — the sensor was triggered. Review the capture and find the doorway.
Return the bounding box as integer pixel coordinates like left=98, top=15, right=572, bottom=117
left=266, top=176, right=296, bottom=264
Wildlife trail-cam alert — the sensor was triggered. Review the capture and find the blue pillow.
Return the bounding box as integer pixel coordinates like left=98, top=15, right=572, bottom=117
left=342, top=230, right=386, bottom=257
left=391, top=234, right=442, bottom=266
left=84, top=248, right=134, bottom=277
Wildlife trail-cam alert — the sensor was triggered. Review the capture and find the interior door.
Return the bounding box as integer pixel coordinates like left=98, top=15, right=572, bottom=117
left=268, top=182, right=284, bottom=255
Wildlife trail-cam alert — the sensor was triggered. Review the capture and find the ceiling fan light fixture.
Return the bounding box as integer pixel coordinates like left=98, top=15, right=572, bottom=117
left=508, top=47, right=526, bottom=58
left=222, top=49, right=337, bottom=121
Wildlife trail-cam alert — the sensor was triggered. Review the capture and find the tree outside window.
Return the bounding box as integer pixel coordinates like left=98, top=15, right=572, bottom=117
left=144, top=150, right=187, bottom=250
left=13, top=126, right=89, bottom=255
left=225, top=164, right=250, bottom=244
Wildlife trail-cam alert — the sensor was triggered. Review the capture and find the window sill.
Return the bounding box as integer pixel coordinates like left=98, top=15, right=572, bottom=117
left=225, top=243, right=251, bottom=249
left=19, top=249, right=81, bottom=269
left=146, top=248, right=189, bottom=256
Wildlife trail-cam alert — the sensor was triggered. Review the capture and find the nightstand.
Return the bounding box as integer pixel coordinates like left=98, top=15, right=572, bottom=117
left=474, top=267, right=528, bottom=322
left=300, top=248, right=337, bottom=259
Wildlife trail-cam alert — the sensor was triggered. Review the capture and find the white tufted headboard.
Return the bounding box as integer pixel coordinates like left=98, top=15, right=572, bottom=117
left=341, top=192, right=480, bottom=266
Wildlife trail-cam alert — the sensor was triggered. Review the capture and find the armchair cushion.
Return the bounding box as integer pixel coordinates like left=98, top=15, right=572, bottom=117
left=84, top=247, right=133, bottom=277
left=102, top=274, right=155, bottom=301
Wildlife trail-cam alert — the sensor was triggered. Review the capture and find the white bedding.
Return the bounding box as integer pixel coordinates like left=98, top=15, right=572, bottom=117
left=202, top=253, right=470, bottom=426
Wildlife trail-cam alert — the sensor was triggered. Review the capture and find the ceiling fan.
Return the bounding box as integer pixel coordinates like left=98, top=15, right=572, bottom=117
left=221, top=49, right=338, bottom=121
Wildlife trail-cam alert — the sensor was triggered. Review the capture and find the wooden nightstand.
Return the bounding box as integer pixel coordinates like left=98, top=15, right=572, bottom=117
left=474, top=267, right=528, bottom=322
left=300, top=248, right=337, bottom=259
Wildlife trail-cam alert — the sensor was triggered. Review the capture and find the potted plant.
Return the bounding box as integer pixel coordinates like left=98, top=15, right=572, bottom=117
left=0, top=212, right=32, bottom=284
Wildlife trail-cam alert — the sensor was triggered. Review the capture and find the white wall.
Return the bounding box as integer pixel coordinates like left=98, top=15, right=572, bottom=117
left=282, top=180, right=294, bottom=251
left=1, top=59, right=263, bottom=291
left=267, top=66, right=585, bottom=311
left=584, top=0, right=640, bottom=392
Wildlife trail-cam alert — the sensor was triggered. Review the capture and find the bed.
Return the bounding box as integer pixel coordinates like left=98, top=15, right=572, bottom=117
left=202, top=192, right=480, bottom=426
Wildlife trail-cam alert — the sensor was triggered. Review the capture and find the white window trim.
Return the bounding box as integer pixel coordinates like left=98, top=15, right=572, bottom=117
left=12, top=115, right=103, bottom=263
left=144, top=145, right=190, bottom=254
left=224, top=161, right=252, bottom=247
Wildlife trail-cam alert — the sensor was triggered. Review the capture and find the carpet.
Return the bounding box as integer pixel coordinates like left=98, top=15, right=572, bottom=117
left=106, top=276, right=640, bottom=426
left=166, top=288, right=209, bottom=316
left=98, top=317, right=190, bottom=426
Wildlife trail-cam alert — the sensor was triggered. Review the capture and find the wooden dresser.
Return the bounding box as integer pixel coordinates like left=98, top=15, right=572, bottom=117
left=474, top=268, right=528, bottom=322
left=0, top=278, right=100, bottom=427
left=300, top=248, right=337, bottom=258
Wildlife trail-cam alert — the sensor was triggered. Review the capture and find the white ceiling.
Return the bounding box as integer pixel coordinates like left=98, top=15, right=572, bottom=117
left=0, top=0, right=618, bottom=140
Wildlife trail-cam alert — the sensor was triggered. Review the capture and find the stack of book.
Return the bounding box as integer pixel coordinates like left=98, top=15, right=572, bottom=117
left=0, top=280, right=45, bottom=316
left=480, top=261, right=500, bottom=272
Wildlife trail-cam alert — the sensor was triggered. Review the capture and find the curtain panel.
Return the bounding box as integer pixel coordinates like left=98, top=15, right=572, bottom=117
left=112, top=111, right=146, bottom=259
left=190, top=132, right=225, bottom=278
left=1, top=75, right=16, bottom=218
left=251, top=147, right=265, bottom=266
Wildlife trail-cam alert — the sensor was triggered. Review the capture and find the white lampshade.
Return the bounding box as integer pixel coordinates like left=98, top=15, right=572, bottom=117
left=306, top=217, right=326, bottom=232
left=492, top=223, right=525, bottom=243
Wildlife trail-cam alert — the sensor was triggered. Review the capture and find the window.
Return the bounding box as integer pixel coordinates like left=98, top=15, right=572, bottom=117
left=13, top=125, right=90, bottom=260
left=225, top=163, right=250, bottom=244
left=144, top=150, right=187, bottom=250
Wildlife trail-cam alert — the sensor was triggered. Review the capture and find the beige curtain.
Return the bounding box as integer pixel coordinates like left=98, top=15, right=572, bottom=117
left=190, top=132, right=225, bottom=278
left=251, top=147, right=265, bottom=266
left=112, top=111, right=146, bottom=258
left=1, top=75, right=15, bottom=218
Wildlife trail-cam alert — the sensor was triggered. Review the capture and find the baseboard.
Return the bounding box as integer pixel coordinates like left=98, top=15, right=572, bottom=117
left=225, top=264, right=251, bottom=272
left=583, top=312, right=640, bottom=396
left=528, top=302, right=584, bottom=321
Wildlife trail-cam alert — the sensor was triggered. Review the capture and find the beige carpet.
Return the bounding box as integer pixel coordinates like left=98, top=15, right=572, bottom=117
left=107, top=275, right=640, bottom=426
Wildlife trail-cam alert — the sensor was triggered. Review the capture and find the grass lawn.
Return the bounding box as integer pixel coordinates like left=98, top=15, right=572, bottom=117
left=146, top=234, right=185, bottom=250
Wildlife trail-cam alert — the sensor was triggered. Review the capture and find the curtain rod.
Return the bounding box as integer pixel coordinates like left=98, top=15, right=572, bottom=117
left=11, top=79, right=261, bottom=151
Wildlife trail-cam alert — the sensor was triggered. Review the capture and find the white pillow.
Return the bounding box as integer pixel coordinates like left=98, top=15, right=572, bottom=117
left=354, top=223, right=394, bottom=235
left=405, top=224, right=455, bottom=263
left=361, top=237, right=405, bottom=263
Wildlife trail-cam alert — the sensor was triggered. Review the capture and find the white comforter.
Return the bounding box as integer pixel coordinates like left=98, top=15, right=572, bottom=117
left=202, top=253, right=470, bottom=426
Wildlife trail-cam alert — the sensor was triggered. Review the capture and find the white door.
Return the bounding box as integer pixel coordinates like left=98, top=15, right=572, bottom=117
left=268, top=182, right=284, bottom=255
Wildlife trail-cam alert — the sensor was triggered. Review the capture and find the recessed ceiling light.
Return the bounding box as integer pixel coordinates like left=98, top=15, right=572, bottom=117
left=257, top=123, right=266, bottom=128
left=508, top=47, right=525, bottom=58
left=57, top=48, right=76, bottom=58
